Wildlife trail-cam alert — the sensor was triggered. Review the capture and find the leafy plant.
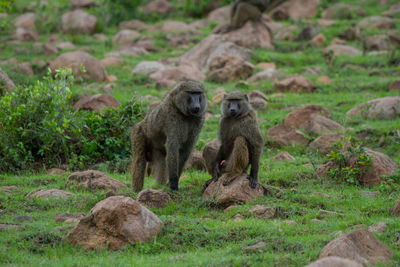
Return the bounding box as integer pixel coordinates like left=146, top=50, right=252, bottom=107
left=325, top=137, right=373, bottom=185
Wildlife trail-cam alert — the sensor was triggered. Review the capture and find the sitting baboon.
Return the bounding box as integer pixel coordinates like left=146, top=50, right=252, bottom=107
left=131, top=79, right=207, bottom=192
left=204, top=91, right=264, bottom=189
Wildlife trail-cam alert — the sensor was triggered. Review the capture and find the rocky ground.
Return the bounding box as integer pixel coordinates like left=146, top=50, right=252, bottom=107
left=0, top=0, right=400, bottom=266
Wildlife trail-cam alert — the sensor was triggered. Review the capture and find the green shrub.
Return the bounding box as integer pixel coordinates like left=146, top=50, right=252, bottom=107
left=94, top=0, right=143, bottom=26
left=0, top=69, right=143, bottom=173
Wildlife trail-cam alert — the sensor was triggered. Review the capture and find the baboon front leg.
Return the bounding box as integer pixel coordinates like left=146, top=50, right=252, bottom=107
left=166, top=138, right=180, bottom=191
left=248, top=144, right=262, bottom=189
left=222, top=136, right=249, bottom=186
left=131, top=123, right=147, bottom=192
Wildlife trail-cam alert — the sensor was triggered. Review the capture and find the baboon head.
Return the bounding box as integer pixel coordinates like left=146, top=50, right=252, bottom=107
left=221, top=91, right=251, bottom=118
left=172, top=79, right=207, bottom=117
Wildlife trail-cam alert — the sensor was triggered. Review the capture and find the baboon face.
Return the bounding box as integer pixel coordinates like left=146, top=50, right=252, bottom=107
left=174, top=80, right=207, bottom=117
left=221, top=91, right=251, bottom=118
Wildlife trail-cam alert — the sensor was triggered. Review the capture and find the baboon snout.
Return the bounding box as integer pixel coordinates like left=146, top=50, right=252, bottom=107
left=230, top=108, right=238, bottom=116
left=191, top=106, right=200, bottom=114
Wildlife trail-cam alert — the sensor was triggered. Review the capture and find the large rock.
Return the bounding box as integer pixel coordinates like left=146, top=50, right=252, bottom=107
left=61, top=9, right=97, bottom=34
left=266, top=125, right=309, bottom=146
left=74, top=94, right=120, bottom=112
left=27, top=189, right=75, bottom=199
left=309, top=134, right=345, bottom=154
left=184, top=150, right=206, bottom=171
left=144, top=0, right=173, bottom=15
left=382, top=3, right=400, bottom=17
left=206, top=55, right=254, bottom=83
left=274, top=75, right=314, bottom=93
left=249, top=90, right=267, bottom=110
left=346, top=96, right=400, bottom=119
left=284, top=105, right=344, bottom=136
left=14, top=13, right=35, bottom=29
left=203, top=173, right=264, bottom=204
left=132, top=61, right=166, bottom=76
left=221, top=20, right=274, bottom=49
left=306, top=257, right=362, bottom=267
left=15, top=27, right=38, bottom=41
left=49, top=51, right=107, bottom=82
left=392, top=199, right=400, bottom=216
left=357, top=16, right=395, bottom=30
left=322, top=4, right=365, bottom=19
left=202, top=139, right=220, bottom=175
left=65, top=196, right=163, bottom=250
left=136, top=189, right=171, bottom=209
left=180, top=34, right=251, bottom=73
left=269, top=0, right=319, bottom=21
left=112, top=30, right=140, bottom=45
left=207, top=5, right=231, bottom=24
left=324, top=45, right=362, bottom=57
left=0, top=66, right=16, bottom=89
left=66, top=170, right=126, bottom=190
left=247, top=68, right=284, bottom=83
left=319, top=229, right=394, bottom=265
left=149, top=64, right=205, bottom=88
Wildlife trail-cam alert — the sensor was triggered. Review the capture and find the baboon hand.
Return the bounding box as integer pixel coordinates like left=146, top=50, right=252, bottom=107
left=169, top=178, right=179, bottom=191
left=247, top=174, right=258, bottom=189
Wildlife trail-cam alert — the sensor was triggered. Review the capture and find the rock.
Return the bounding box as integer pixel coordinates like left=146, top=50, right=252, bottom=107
left=368, top=222, right=387, bottom=234
left=93, top=33, right=107, bottom=41
left=319, top=229, right=394, bottom=265
left=389, top=80, right=400, bottom=91
left=249, top=90, right=267, bottom=110
left=207, top=5, right=231, bottom=24
left=112, top=30, right=140, bottom=45
left=224, top=205, right=238, bottom=212
left=65, top=196, right=163, bottom=250
left=115, top=45, right=148, bottom=56
left=233, top=213, right=245, bottom=221
left=318, top=19, right=334, bottom=27
left=274, top=151, right=295, bottom=161
left=357, top=16, right=395, bottom=30
left=202, top=139, right=220, bottom=175
left=284, top=105, right=344, bottom=136
left=0, top=58, right=18, bottom=66
left=221, top=20, right=274, bottom=49
left=14, top=215, right=33, bottom=222
left=322, top=4, right=365, bottom=19
left=71, top=0, right=96, bottom=8
left=15, top=27, right=38, bottom=41
left=136, top=189, right=171, bottom=209
left=66, top=170, right=126, bottom=190
left=317, top=76, right=332, bottom=85
left=309, top=134, right=345, bottom=154
left=283, top=220, right=297, bottom=225
left=43, top=42, right=58, bottom=55
left=257, top=62, right=275, bottom=70
left=243, top=241, right=267, bottom=252
left=73, top=94, right=119, bottom=112
left=132, top=61, right=166, bottom=76
left=61, top=9, right=97, bottom=34
left=324, top=45, right=362, bottom=57
left=206, top=55, right=254, bottom=83
left=47, top=168, right=66, bottom=175
left=106, top=75, right=117, bottom=83
left=365, top=35, right=388, bottom=51
left=27, top=189, right=75, bottom=199
left=266, top=125, right=309, bottom=146
left=14, top=13, right=35, bottom=29
left=180, top=34, right=251, bottom=73
left=0, top=66, right=16, bottom=89
left=50, top=51, right=107, bottom=82
left=150, top=64, right=205, bottom=88
left=269, top=0, right=319, bottom=21
left=119, top=20, right=153, bottom=31
left=101, top=56, right=123, bottom=67
left=54, top=213, right=86, bottom=222
left=18, top=62, right=34, bottom=76
left=306, top=257, right=362, bottom=267
left=249, top=205, right=276, bottom=219
left=0, top=185, right=17, bottom=193
left=54, top=41, right=75, bottom=50
left=275, top=25, right=298, bottom=41
left=392, top=199, right=400, bottom=216
left=0, top=223, right=21, bottom=231
left=203, top=173, right=264, bottom=204
left=310, top=33, right=326, bottom=47
left=346, top=96, right=400, bottom=119
left=382, top=3, right=400, bottom=17
left=144, top=0, right=173, bottom=15
left=247, top=69, right=284, bottom=83
left=185, top=150, right=205, bottom=171
left=161, top=20, right=193, bottom=33
left=339, top=28, right=361, bottom=41
left=274, top=75, right=314, bottom=93
left=295, top=26, right=319, bottom=42
left=0, top=13, right=7, bottom=18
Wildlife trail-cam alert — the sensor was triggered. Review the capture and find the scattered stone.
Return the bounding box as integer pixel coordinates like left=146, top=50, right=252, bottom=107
left=18, top=62, right=34, bottom=76
left=306, top=257, right=362, bottom=267
left=283, top=220, right=297, bottom=225
left=184, top=150, right=205, bottom=171
left=65, top=196, right=163, bottom=250
left=324, top=44, right=362, bottom=57
left=322, top=4, right=365, bottom=19
left=274, top=75, right=314, bottom=93
left=66, top=170, right=126, bottom=190
left=365, top=35, right=388, bottom=51
left=269, top=0, right=319, bottom=20
left=50, top=51, right=107, bottom=82
left=266, top=125, right=309, bottom=147
left=368, top=222, right=387, bottom=234
left=224, top=205, right=238, bottom=212
left=331, top=37, right=346, bottom=45
left=319, top=229, right=394, bottom=265
left=311, top=218, right=327, bottom=224
left=233, top=213, right=245, bottom=221
left=310, top=33, right=326, bottom=47
left=14, top=215, right=33, bottom=222
left=106, top=75, right=117, bottom=82
left=15, top=27, right=38, bottom=41
left=257, top=62, right=276, bottom=70
left=101, top=56, right=123, bottom=67
left=206, top=55, right=254, bottom=83
left=346, top=96, right=400, bottom=119
left=93, top=33, right=107, bottom=41
left=55, top=225, right=73, bottom=231
left=319, top=209, right=342, bottom=218
left=150, top=64, right=205, bottom=88
left=161, top=20, right=193, bottom=33
left=203, top=173, right=264, bottom=204
left=56, top=41, right=76, bottom=50
left=136, top=189, right=171, bottom=209
left=207, top=5, right=231, bottom=24
left=243, top=241, right=267, bottom=252
left=27, top=189, right=75, bottom=199
left=392, top=199, right=400, bottom=216
left=14, top=13, right=35, bottom=29
left=295, top=26, right=319, bottom=42
left=275, top=25, right=298, bottom=41
left=144, top=0, right=173, bottom=15
left=113, top=30, right=140, bottom=45
left=119, top=19, right=153, bottom=31
left=132, top=61, right=166, bottom=76
left=274, top=151, right=295, bottom=161
left=361, top=191, right=379, bottom=197
left=357, top=16, right=395, bottom=30
left=61, top=9, right=97, bottom=34
left=247, top=69, right=284, bottom=83
left=43, top=42, right=58, bottom=55
left=317, top=76, right=332, bottom=85
left=309, top=134, right=345, bottom=154
left=0, top=66, right=16, bottom=89
left=389, top=80, right=400, bottom=91
left=318, top=19, right=334, bottom=27
left=0, top=186, right=17, bottom=193
left=382, top=3, right=400, bottom=17
left=249, top=205, right=276, bottom=219
left=47, top=168, right=66, bottom=175
left=249, top=90, right=268, bottom=110
left=0, top=223, right=21, bottom=231
left=53, top=213, right=86, bottom=222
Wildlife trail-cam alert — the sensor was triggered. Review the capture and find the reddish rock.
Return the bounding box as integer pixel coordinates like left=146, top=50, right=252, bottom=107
left=101, top=56, right=123, bottom=67
left=27, top=189, right=75, bottom=199
left=184, top=150, right=205, bottom=171
left=249, top=90, right=268, bottom=110
left=310, top=33, right=326, bottom=47
left=269, top=0, right=319, bottom=21
left=249, top=205, right=276, bottom=219
left=144, top=0, right=173, bottom=15
left=206, top=55, right=254, bottom=83
left=74, top=94, right=119, bottom=113
left=382, top=3, right=400, bottom=17
left=257, top=62, right=276, bottom=70
left=112, top=30, right=140, bottom=45
left=275, top=25, right=298, bottom=41
left=136, top=189, right=171, bottom=209
left=65, top=196, right=163, bottom=250
left=116, top=45, right=148, bottom=56
left=18, top=62, right=34, bottom=76
left=274, top=151, right=295, bottom=161
left=15, top=27, right=38, bottom=41
left=0, top=186, right=17, bottom=193
left=43, top=43, right=58, bottom=55
left=317, top=76, right=332, bottom=85
left=66, top=170, right=126, bottom=190
left=207, top=5, right=231, bottom=24
left=47, top=168, right=66, bottom=175
left=266, top=125, right=309, bottom=146
left=274, top=75, right=314, bottom=93
left=14, top=13, right=35, bottom=29
left=61, top=9, right=97, bottom=34
left=132, top=61, right=166, bottom=76
left=347, top=96, right=400, bottom=119
left=309, top=134, right=345, bottom=154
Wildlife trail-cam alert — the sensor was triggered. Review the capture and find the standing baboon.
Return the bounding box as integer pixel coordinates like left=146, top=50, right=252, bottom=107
left=204, top=91, right=264, bottom=189
left=131, top=79, right=207, bottom=192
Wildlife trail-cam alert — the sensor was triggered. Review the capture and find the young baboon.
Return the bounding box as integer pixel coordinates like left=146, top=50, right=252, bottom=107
left=204, top=91, right=264, bottom=189
left=131, top=79, right=207, bottom=192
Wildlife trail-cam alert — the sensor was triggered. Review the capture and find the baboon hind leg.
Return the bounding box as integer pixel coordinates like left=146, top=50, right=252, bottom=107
left=131, top=123, right=147, bottom=192
left=152, top=149, right=168, bottom=185
left=221, top=136, right=249, bottom=186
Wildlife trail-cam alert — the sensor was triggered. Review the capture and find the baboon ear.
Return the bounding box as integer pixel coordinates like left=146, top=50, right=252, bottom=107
left=245, top=94, right=249, bottom=102
left=223, top=93, right=227, bottom=99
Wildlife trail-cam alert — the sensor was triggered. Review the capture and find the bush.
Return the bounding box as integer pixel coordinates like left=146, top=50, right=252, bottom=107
left=94, top=0, right=143, bottom=26
left=0, top=69, right=143, bottom=173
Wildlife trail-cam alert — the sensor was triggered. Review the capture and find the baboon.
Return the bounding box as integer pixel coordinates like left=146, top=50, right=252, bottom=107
left=131, top=79, right=207, bottom=192
left=204, top=91, right=264, bottom=189
left=230, top=0, right=270, bottom=30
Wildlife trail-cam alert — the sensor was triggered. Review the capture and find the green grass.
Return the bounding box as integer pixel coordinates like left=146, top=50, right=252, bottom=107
left=1, top=0, right=400, bottom=266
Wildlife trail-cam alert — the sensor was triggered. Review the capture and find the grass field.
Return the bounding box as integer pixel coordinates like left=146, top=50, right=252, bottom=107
left=1, top=0, right=400, bottom=266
